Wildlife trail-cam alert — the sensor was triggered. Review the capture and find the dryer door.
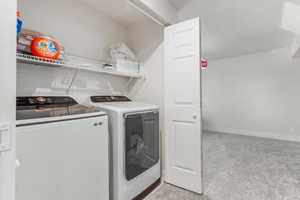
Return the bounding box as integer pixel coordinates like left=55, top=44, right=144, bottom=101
left=125, top=111, right=159, bottom=181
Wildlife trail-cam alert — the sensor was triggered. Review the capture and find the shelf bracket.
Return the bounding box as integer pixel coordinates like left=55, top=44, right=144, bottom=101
left=126, top=77, right=135, bottom=91
left=66, top=68, right=79, bottom=94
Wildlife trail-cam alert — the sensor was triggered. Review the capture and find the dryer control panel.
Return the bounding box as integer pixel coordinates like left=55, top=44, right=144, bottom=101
left=91, top=96, right=131, bottom=103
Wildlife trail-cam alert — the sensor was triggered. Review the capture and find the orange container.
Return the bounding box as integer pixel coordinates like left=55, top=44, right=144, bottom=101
left=31, top=37, right=60, bottom=60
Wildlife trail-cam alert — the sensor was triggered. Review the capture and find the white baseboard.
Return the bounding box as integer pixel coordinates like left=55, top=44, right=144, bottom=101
left=204, top=127, right=300, bottom=143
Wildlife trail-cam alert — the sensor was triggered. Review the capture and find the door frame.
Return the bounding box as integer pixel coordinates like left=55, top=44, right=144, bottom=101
left=0, top=1, right=17, bottom=200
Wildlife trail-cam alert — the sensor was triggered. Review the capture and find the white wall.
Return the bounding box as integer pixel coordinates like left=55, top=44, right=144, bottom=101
left=203, top=47, right=300, bottom=141
left=126, top=19, right=165, bottom=173
left=127, top=19, right=164, bottom=125
left=17, top=0, right=130, bottom=97
left=68, top=70, right=130, bottom=104
left=18, top=0, right=128, bottom=60
left=17, top=62, right=129, bottom=104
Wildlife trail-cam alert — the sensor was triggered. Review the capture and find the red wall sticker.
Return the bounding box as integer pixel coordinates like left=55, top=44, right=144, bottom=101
left=201, top=59, right=208, bottom=70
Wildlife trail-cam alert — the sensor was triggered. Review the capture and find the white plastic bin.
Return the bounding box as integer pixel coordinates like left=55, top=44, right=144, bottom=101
left=115, top=59, right=140, bottom=74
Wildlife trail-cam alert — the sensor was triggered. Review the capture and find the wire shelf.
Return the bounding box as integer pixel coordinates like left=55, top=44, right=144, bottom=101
left=16, top=53, right=143, bottom=78
left=17, top=53, right=66, bottom=67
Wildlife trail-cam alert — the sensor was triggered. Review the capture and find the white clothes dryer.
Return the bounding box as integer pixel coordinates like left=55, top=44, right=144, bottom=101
left=89, top=96, right=161, bottom=200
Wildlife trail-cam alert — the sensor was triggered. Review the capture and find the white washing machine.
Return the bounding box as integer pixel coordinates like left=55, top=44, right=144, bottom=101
left=89, top=96, right=161, bottom=200
left=16, top=96, right=110, bottom=200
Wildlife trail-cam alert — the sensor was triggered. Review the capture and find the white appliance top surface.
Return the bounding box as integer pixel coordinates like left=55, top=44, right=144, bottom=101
left=90, top=102, right=159, bottom=113
left=16, top=111, right=106, bottom=126
left=16, top=96, right=107, bottom=126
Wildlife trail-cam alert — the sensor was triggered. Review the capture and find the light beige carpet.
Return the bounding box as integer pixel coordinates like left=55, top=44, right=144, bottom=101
left=147, top=132, right=300, bottom=200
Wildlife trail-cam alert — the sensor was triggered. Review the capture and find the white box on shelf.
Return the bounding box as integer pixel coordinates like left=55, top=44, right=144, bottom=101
left=115, top=59, right=140, bottom=74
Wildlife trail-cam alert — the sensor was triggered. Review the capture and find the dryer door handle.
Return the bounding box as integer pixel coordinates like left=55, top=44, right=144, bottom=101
left=124, top=110, right=159, bottom=118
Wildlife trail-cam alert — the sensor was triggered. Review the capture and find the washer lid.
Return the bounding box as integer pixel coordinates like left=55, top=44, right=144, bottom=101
left=90, top=96, right=158, bottom=112
left=91, top=102, right=159, bottom=113
left=17, top=96, right=102, bottom=121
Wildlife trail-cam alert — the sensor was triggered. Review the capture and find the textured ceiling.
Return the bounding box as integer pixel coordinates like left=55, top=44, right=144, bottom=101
left=178, top=0, right=298, bottom=59
left=77, top=0, right=299, bottom=59
left=78, top=0, right=149, bottom=27
left=168, top=0, right=191, bottom=10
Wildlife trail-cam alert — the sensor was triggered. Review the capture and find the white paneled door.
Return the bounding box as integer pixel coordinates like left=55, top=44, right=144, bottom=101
left=0, top=1, right=16, bottom=200
left=164, top=17, right=202, bottom=194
